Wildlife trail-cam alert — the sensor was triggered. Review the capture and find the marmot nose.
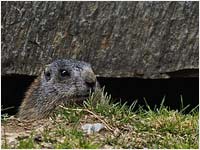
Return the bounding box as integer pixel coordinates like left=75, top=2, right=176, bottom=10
left=85, top=76, right=96, bottom=93
left=82, top=68, right=97, bottom=92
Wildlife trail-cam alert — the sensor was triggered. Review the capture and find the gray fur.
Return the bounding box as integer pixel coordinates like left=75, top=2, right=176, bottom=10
left=18, top=59, right=98, bottom=120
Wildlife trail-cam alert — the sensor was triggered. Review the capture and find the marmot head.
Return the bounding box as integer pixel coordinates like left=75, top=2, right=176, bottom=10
left=40, top=59, right=99, bottom=104
left=19, top=59, right=99, bottom=119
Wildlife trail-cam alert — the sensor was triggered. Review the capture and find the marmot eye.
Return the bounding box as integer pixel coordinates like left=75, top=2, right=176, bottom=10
left=60, top=69, right=70, bottom=77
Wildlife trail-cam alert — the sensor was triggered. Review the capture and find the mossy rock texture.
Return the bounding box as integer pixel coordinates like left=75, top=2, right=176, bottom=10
left=2, top=1, right=198, bottom=78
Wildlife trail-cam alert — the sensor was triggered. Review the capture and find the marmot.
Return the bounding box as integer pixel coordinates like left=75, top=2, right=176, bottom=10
left=18, top=59, right=99, bottom=120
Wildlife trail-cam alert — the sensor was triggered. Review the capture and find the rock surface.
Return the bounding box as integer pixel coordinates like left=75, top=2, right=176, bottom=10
left=1, top=1, right=199, bottom=78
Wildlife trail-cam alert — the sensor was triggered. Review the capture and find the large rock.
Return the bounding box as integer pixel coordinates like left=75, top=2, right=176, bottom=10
left=1, top=1, right=198, bottom=78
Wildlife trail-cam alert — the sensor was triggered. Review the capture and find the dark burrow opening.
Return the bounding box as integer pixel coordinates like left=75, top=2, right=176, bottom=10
left=1, top=75, right=199, bottom=116
left=2, top=75, right=37, bottom=115
left=98, top=77, right=199, bottom=114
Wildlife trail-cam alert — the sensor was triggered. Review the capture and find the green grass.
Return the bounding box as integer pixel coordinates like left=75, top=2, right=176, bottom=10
left=1, top=89, right=199, bottom=149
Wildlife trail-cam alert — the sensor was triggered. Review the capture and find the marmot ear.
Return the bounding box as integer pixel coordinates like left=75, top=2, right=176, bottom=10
left=44, top=66, right=51, bottom=82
